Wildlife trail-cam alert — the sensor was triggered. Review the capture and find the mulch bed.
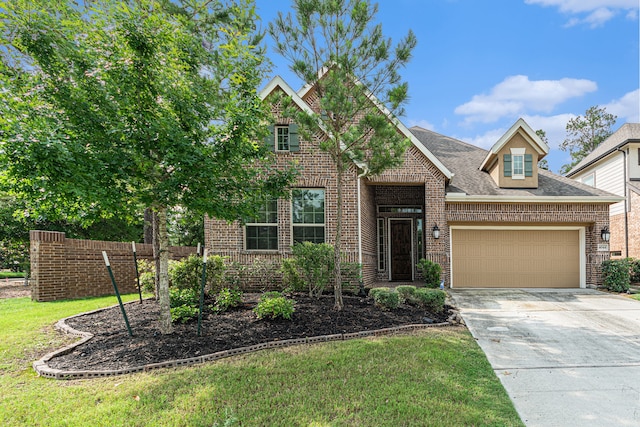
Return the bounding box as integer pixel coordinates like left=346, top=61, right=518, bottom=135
left=47, top=293, right=451, bottom=372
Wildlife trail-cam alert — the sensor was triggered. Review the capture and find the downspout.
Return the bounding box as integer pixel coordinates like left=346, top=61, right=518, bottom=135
left=617, top=147, right=629, bottom=257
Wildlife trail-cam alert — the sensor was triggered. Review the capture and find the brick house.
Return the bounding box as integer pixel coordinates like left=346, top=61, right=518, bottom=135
left=566, top=123, right=640, bottom=259
left=205, top=76, right=621, bottom=289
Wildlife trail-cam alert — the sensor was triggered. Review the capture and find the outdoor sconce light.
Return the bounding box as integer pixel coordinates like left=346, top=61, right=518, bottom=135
left=432, top=224, right=440, bottom=240
left=601, top=227, right=610, bottom=242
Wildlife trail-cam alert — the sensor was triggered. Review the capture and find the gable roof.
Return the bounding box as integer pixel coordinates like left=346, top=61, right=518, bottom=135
left=410, top=126, right=622, bottom=203
left=565, top=123, right=640, bottom=177
left=263, top=74, right=453, bottom=180
left=479, top=118, right=549, bottom=172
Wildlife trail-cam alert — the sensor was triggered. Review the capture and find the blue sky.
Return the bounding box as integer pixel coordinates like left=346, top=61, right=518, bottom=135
left=254, top=0, right=640, bottom=174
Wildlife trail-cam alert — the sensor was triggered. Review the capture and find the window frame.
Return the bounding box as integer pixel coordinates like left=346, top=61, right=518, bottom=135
left=510, top=148, right=526, bottom=179
left=582, top=173, right=595, bottom=187
left=275, top=125, right=290, bottom=152
left=291, top=188, right=326, bottom=245
left=245, top=199, right=279, bottom=251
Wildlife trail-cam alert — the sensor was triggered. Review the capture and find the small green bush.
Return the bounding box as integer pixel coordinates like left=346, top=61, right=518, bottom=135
left=602, top=259, right=631, bottom=292
left=414, top=288, right=446, bottom=313
left=396, top=285, right=417, bottom=304
left=169, top=254, right=227, bottom=294
left=371, top=288, right=400, bottom=310
left=254, top=293, right=295, bottom=320
left=417, top=259, right=442, bottom=288
left=213, top=288, right=243, bottom=313
left=292, top=242, right=335, bottom=298
left=169, top=287, right=199, bottom=308
left=136, top=259, right=156, bottom=294
left=170, top=305, right=199, bottom=324
left=280, top=258, right=305, bottom=292
left=368, top=287, right=390, bottom=299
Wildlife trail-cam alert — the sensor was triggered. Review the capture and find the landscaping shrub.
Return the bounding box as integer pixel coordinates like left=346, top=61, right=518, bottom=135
left=254, top=292, right=295, bottom=320
left=629, top=258, right=640, bottom=284
left=414, top=288, right=446, bottom=313
left=602, top=259, right=631, bottom=292
left=169, top=287, right=199, bottom=323
left=396, top=285, right=417, bottom=304
left=371, top=288, right=400, bottom=310
left=417, top=259, right=442, bottom=288
left=168, top=254, right=227, bottom=293
left=292, top=242, right=334, bottom=298
left=137, top=259, right=156, bottom=294
left=280, top=258, right=305, bottom=292
left=170, top=305, right=199, bottom=324
left=213, top=288, right=243, bottom=313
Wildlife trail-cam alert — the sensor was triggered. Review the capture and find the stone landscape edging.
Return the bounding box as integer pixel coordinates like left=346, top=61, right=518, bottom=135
left=33, top=301, right=453, bottom=380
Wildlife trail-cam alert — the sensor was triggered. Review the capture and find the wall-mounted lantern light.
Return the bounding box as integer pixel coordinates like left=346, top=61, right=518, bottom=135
left=432, top=224, right=440, bottom=240
left=601, top=227, right=610, bottom=242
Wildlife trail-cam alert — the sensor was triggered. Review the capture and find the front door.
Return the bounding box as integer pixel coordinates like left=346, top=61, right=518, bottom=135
left=390, top=219, right=413, bottom=281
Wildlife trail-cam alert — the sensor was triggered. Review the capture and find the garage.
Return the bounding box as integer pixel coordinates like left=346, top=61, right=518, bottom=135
left=450, top=227, right=584, bottom=288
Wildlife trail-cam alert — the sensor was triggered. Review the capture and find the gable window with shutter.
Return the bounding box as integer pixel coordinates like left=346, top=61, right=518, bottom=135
left=264, top=124, right=299, bottom=152
left=504, top=148, right=532, bottom=179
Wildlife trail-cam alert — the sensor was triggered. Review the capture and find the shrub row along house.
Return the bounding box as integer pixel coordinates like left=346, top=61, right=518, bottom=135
left=205, top=74, right=622, bottom=290
left=566, top=124, right=640, bottom=259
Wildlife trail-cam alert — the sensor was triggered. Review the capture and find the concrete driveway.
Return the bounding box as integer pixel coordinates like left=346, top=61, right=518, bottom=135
left=449, top=288, right=640, bottom=427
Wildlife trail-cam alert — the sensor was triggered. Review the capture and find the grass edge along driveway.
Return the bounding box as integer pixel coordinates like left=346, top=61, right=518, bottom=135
left=0, top=295, right=523, bottom=427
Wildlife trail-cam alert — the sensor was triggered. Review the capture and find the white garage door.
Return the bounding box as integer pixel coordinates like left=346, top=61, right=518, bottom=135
left=451, top=228, right=583, bottom=288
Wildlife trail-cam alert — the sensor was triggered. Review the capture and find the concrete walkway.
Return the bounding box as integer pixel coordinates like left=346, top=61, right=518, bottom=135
left=449, top=288, right=640, bottom=427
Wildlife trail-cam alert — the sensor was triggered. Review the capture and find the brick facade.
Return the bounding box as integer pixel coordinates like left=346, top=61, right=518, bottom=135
left=204, top=78, right=613, bottom=290
left=30, top=230, right=197, bottom=302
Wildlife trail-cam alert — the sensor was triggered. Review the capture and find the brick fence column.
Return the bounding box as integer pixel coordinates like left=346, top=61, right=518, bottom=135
left=30, top=230, right=67, bottom=302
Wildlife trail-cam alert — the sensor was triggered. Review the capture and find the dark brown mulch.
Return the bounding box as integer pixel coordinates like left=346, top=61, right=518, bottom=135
left=47, top=293, right=451, bottom=371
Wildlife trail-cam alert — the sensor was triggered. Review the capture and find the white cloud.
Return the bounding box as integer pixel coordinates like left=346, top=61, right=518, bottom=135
left=407, top=119, right=435, bottom=131
left=521, top=113, right=576, bottom=148
left=454, top=75, right=597, bottom=123
left=603, top=88, right=640, bottom=122
left=454, top=127, right=509, bottom=150
left=526, top=0, right=639, bottom=27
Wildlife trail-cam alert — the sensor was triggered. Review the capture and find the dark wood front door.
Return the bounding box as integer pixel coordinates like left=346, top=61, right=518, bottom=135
left=390, top=220, right=412, bottom=281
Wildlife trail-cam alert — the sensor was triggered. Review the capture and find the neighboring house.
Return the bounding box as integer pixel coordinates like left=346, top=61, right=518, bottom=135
left=566, top=124, right=640, bottom=259
left=205, top=75, right=621, bottom=289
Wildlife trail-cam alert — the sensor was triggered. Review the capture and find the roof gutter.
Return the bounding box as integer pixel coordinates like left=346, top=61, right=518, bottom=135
left=445, top=194, right=624, bottom=204
left=617, top=147, right=629, bottom=257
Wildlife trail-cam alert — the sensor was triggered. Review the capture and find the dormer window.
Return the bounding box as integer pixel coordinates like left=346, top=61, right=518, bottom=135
left=510, top=148, right=525, bottom=179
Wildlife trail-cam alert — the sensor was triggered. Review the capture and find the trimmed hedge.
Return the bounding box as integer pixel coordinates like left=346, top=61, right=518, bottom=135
left=602, top=259, right=630, bottom=293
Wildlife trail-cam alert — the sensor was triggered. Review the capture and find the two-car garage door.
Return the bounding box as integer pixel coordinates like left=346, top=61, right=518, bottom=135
left=451, top=228, right=583, bottom=288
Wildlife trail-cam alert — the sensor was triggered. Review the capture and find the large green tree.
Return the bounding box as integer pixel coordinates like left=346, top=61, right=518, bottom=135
left=270, top=0, right=415, bottom=310
left=0, top=0, right=295, bottom=333
left=559, top=106, right=617, bottom=175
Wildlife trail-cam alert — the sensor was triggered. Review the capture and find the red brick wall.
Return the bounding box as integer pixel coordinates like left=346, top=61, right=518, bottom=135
left=30, top=230, right=197, bottom=302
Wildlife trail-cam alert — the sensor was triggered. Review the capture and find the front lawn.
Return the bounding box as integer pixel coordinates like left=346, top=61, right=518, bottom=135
left=0, top=295, right=523, bottom=426
left=0, top=271, right=25, bottom=279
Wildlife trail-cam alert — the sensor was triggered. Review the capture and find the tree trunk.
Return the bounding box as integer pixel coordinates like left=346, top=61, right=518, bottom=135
left=333, top=162, right=344, bottom=311
left=152, top=209, right=160, bottom=300
left=156, top=206, right=173, bottom=334
left=144, top=208, right=154, bottom=244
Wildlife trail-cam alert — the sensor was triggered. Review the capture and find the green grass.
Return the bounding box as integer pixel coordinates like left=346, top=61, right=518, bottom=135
left=0, top=271, right=25, bottom=279
left=0, top=296, right=523, bottom=427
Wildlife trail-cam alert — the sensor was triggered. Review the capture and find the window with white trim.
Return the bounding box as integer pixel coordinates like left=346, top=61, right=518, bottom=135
left=245, top=200, right=278, bottom=250
left=510, top=148, right=525, bottom=179
left=292, top=189, right=325, bottom=244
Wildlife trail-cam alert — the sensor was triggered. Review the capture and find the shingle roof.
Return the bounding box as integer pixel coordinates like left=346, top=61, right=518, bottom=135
left=566, top=123, right=640, bottom=177
left=409, top=126, right=617, bottom=199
